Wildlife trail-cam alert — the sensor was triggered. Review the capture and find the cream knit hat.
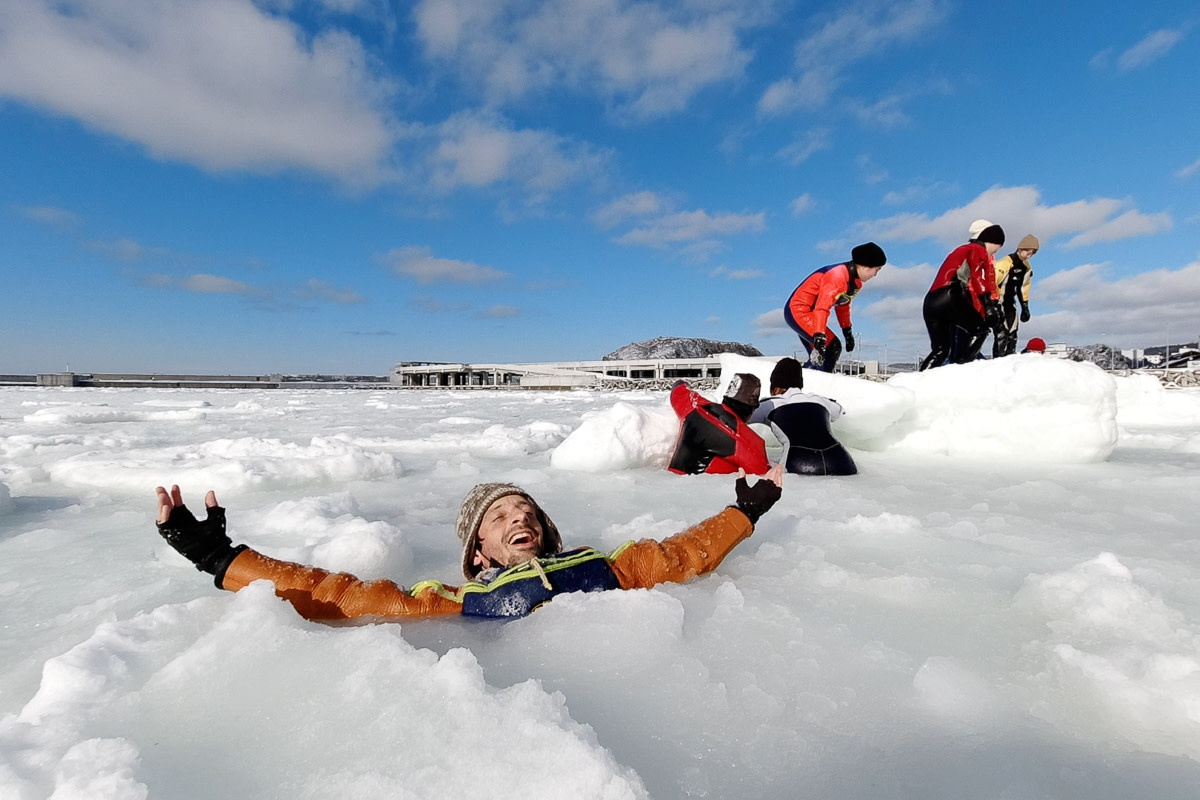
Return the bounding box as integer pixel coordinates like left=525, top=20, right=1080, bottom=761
left=455, top=483, right=562, bottom=579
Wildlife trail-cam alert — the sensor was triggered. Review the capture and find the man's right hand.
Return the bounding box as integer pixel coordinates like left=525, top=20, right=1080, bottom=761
left=733, top=465, right=783, bottom=523
left=155, top=485, right=244, bottom=576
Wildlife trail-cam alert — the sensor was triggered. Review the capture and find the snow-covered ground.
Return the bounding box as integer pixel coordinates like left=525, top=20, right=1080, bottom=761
left=3, top=355, right=1200, bottom=799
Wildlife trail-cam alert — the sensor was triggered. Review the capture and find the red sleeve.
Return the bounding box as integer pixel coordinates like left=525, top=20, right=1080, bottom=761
left=965, top=246, right=997, bottom=300
left=670, top=382, right=698, bottom=418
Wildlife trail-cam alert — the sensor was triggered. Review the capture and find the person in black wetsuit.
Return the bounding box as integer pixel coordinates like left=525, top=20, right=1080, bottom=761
left=747, top=358, right=857, bottom=476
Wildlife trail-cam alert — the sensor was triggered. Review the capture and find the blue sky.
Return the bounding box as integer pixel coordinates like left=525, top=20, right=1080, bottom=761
left=2, top=0, right=1198, bottom=374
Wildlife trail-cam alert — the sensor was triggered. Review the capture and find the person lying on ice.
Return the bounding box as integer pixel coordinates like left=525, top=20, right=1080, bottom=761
left=154, top=468, right=783, bottom=621
left=667, top=373, right=771, bottom=475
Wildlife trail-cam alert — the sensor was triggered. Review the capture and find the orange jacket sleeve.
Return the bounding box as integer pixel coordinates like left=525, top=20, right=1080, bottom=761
left=221, top=549, right=463, bottom=620
left=608, top=506, right=755, bottom=590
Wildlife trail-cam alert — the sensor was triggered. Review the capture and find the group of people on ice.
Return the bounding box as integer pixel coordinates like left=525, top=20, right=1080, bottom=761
left=920, top=221, right=1039, bottom=370
left=153, top=224, right=1042, bottom=625
left=667, top=222, right=1042, bottom=484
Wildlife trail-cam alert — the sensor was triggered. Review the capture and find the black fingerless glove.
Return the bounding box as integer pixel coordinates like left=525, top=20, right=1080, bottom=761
left=157, top=503, right=246, bottom=582
left=842, top=326, right=855, bottom=352
left=1020, top=305, right=1031, bottom=323
left=732, top=475, right=782, bottom=524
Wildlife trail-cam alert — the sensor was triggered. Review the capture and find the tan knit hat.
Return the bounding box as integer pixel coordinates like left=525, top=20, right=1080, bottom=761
left=455, top=483, right=562, bottom=579
left=1017, top=234, right=1039, bottom=253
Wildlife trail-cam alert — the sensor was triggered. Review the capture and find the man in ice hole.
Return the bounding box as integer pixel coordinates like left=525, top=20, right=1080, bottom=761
left=154, top=468, right=783, bottom=620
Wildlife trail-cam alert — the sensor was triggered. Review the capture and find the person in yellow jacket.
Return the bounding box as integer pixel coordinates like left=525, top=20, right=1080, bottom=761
left=992, top=234, right=1038, bottom=357
left=154, top=468, right=783, bottom=620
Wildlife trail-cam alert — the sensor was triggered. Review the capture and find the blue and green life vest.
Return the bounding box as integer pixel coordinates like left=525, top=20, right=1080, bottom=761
left=458, top=546, right=623, bottom=618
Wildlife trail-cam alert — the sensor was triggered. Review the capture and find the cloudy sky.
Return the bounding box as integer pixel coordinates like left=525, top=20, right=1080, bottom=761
left=2, top=0, right=1197, bottom=373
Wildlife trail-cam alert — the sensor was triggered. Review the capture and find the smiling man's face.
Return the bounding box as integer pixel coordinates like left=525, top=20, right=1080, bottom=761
left=472, top=494, right=545, bottom=571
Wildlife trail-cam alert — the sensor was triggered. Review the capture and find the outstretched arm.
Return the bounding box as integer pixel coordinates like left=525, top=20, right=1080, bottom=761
left=610, top=466, right=783, bottom=590
left=154, top=484, right=246, bottom=584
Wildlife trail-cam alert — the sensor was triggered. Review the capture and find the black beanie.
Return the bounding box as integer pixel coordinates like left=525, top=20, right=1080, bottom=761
left=770, top=357, right=803, bottom=391
left=850, top=241, right=886, bottom=268
left=975, top=225, right=1005, bottom=246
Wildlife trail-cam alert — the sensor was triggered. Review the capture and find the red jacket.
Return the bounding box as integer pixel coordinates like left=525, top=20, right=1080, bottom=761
left=786, top=262, right=860, bottom=336
left=667, top=383, right=770, bottom=475
left=929, top=243, right=997, bottom=315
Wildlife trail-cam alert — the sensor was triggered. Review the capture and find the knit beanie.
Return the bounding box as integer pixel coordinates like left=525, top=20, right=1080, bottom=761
left=975, top=224, right=1006, bottom=246
left=455, top=483, right=562, bottom=579
left=770, top=357, right=804, bottom=391
left=968, top=219, right=993, bottom=240
left=1017, top=234, right=1039, bottom=253
left=724, top=373, right=761, bottom=405
left=850, top=241, right=887, bottom=268
left=723, top=373, right=761, bottom=421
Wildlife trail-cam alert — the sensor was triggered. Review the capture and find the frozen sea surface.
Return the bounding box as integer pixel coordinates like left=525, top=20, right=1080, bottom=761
left=2, top=355, right=1200, bottom=799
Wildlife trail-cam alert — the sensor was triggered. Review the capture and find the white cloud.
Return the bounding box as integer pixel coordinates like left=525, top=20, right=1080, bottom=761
left=429, top=110, right=607, bottom=200
left=1026, top=258, right=1200, bottom=344
left=474, top=304, right=520, bottom=319
left=1177, top=157, right=1200, bottom=180
left=615, top=208, right=766, bottom=253
left=86, top=237, right=167, bottom=262
left=16, top=204, right=81, bottom=227
left=1117, top=27, right=1187, bottom=71
left=758, top=0, right=948, bottom=115
left=181, top=273, right=260, bottom=295
left=0, top=0, right=396, bottom=185
left=790, top=193, right=816, bottom=217
left=591, top=191, right=668, bottom=229
left=881, top=181, right=954, bottom=206
left=297, top=279, right=364, bottom=305
left=710, top=266, right=764, bottom=280
left=381, top=246, right=508, bottom=284
left=413, top=0, right=770, bottom=120
left=752, top=308, right=787, bottom=336
left=856, top=153, right=888, bottom=185
left=831, top=185, right=1172, bottom=250
left=776, top=128, right=831, bottom=165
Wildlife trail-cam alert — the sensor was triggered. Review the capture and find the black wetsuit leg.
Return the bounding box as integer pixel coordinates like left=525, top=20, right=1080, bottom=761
left=921, top=286, right=956, bottom=370
left=785, top=445, right=857, bottom=476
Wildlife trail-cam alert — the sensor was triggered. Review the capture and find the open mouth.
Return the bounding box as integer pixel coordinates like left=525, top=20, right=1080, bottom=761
left=507, top=530, right=536, bottom=548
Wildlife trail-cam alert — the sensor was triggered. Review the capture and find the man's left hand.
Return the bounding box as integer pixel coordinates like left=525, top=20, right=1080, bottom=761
left=734, top=465, right=783, bottom=523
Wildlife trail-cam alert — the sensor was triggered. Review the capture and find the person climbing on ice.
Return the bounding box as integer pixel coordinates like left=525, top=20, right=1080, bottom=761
left=992, top=234, right=1038, bottom=358
left=667, top=373, right=771, bottom=475
left=747, top=357, right=857, bottom=476
left=784, top=242, right=886, bottom=372
left=154, top=469, right=783, bottom=621
left=920, top=223, right=1006, bottom=370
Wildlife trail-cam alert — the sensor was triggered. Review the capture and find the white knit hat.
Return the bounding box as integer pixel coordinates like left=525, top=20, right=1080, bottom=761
left=455, top=483, right=562, bottom=579
left=968, top=219, right=993, bottom=240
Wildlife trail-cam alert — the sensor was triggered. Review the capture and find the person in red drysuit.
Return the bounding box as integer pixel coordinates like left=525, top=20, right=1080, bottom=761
left=667, top=374, right=770, bottom=475
left=920, top=224, right=1006, bottom=370
left=784, top=242, right=886, bottom=372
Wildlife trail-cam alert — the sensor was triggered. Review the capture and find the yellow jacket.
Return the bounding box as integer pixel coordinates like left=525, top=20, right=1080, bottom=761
left=993, top=254, right=1032, bottom=304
